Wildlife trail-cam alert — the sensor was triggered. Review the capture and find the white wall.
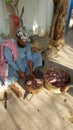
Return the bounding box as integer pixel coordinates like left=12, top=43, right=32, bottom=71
left=0, top=0, right=54, bottom=36
left=18, top=0, right=54, bottom=35
left=0, top=0, right=9, bottom=35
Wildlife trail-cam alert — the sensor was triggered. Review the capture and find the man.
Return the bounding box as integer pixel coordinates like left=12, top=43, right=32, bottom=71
left=4, top=29, right=43, bottom=84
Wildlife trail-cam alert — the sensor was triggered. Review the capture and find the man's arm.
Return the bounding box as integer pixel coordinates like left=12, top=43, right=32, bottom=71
left=4, top=46, right=18, bottom=71
left=26, top=43, right=33, bottom=74
left=26, top=43, right=36, bottom=79
left=4, top=46, right=26, bottom=78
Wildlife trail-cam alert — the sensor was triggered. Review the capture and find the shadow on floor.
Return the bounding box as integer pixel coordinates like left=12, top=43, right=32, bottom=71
left=67, top=84, right=73, bottom=96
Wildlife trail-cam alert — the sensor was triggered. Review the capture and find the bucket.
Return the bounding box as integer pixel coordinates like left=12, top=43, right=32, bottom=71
left=44, top=68, right=70, bottom=93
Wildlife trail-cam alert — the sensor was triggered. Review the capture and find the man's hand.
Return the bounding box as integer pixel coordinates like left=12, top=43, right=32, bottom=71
left=29, top=73, right=37, bottom=85
left=16, top=70, right=27, bottom=78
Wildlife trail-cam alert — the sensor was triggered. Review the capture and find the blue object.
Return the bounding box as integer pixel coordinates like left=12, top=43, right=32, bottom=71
left=66, top=0, right=73, bottom=32
left=4, top=40, right=42, bottom=83
left=0, top=75, right=4, bottom=85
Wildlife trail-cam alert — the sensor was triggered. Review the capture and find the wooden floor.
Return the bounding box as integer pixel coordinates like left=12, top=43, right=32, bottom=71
left=0, top=29, right=73, bottom=130
left=0, top=85, right=73, bottom=130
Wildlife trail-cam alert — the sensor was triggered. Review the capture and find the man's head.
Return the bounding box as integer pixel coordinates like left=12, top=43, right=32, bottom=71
left=16, top=29, right=28, bottom=47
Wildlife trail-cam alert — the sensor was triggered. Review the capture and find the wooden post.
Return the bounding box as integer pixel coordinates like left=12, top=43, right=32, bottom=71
left=5, top=1, right=18, bottom=38
left=5, top=0, right=24, bottom=38
left=50, top=0, right=69, bottom=48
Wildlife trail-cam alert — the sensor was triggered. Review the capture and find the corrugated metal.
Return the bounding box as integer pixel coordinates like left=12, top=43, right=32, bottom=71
left=0, top=0, right=54, bottom=36
left=18, top=0, right=54, bottom=35
left=0, top=0, right=9, bottom=35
